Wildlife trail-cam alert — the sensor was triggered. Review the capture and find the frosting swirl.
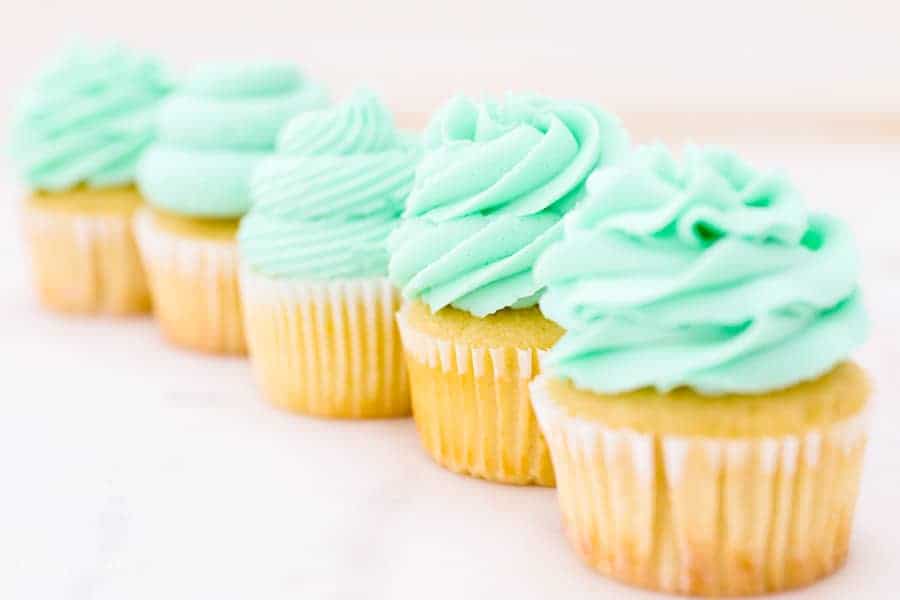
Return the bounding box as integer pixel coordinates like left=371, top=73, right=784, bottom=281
left=389, top=93, right=629, bottom=317
left=536, top=145, right=868, bottom=394
left=10, top=43, right=172, bottom=191
left=137, top=62, right=328, bottom=218
left=239, top=90, right=419, bottom=280
left=390, top=213, right=563, bottom=316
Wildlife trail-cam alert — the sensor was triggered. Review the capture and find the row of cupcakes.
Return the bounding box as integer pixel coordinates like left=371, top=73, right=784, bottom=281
left=10, top=44, right=870, bottom=597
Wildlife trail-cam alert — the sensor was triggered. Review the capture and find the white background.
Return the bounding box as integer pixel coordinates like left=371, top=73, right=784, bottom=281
left=2, top=2, right=900, bottom=598
left=2, top=1, right=900, bottom=122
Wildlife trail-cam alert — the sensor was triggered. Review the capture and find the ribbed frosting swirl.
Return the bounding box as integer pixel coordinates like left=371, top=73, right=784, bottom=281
left=136, top=62, right=328, bottom=218
left=238, top=90, right=419, bottom=280
left=10, top=44, right=172, bottom=191
left=536, top=145, right=868, bottom=395
left=389, top=93, right=629, bottom=317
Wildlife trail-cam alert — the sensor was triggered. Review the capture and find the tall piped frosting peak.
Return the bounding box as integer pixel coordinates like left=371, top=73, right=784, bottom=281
left=136, top=62, right=328, bottom=218
left=10, top=43, right=172, bottom=191
left=389, top=93, right=629, bottom=318
left=536, top=145, right=868, bottom=395
left=238, top=89, right=420, bottom=280
left=275, top=88, right=402, bottom=157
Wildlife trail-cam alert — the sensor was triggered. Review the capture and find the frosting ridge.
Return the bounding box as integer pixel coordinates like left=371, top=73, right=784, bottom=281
left=389, top=93, right=629, bottom=317
left=536, top=145, right=868, bottom=394
left=137, top=62, right=328, bottom=218
left=10, top=43, right=172, bottom=191
left=239, top=90, right=419, bottom=280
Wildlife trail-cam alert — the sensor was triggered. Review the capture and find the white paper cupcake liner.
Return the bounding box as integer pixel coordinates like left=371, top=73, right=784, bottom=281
left=133, top=208, right=245, bottom=353
left=530, top=374, right=869, bottom=596
left=396, top=308, right=555, bottom=486
left=24, top=205, right=149, bottom=314
left=240, top=267, right=408, bottom=418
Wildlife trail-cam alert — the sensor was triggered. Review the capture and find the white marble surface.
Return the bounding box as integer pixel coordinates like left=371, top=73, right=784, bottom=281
left=1, top=143, right=899, bottom=599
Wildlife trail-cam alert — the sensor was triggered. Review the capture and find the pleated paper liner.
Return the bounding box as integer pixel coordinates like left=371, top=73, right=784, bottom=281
left=240, top=268, right=409, bottom=418
left=24, top=204, right=150, bottom=314
left=396, top=306, right=555, bottom=486
left=530, top=373, right=869, bottom=597
left=133, top=208, right=245, bottom=354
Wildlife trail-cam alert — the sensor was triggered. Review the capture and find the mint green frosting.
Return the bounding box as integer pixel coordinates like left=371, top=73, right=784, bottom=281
left=10, top=44, right=172, bottom=191
left=238, top=90, right=420, bottom=280
left=536, top=145, right=868, bottom=395
left=388, top=93, right=629, bottom=317
left=136, top=62, right=328, bottom=218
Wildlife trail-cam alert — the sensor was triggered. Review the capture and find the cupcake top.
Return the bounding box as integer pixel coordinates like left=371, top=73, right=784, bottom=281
left=536, top=145, right=868, bottom=395
left=10, top=43, right=172, bottom=191
left=136, top=62, right=328, bottom=218
left=389, top=93, right=629, bottom=318
left=238, top=89, right=420, bottom=280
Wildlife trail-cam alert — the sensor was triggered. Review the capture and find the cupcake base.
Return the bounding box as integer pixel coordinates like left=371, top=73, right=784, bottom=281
left=134, top=207, right=245, bottom=354
left=23, top=187, right=150, bottom=315
left=530, top=365, right=869, bottom=596
left=240, top=268, right=408, bottom=418
left=397, top=301, right=562, bottom=486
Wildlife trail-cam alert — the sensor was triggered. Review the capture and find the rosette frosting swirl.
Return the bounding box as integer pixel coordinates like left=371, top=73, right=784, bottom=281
left=536, top=145, right=868, bottom=395
left=238, top=90, right=419, bottom=279
left=137, top=62, right=328, bottom=218
left=389, top=93, right=629, bottom=317
left=10, top=43, right=172, bottom=191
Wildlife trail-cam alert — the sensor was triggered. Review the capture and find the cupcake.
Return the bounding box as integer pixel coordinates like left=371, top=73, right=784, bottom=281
left=238, top=90, right=419, bottom=417
left=134, top=62, right=327, bottom=354
left=389, top=94, right=629, bottom=485
left=10, top=44, right=171, bottom=314
left=530, top=145, right=869, bottom=595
